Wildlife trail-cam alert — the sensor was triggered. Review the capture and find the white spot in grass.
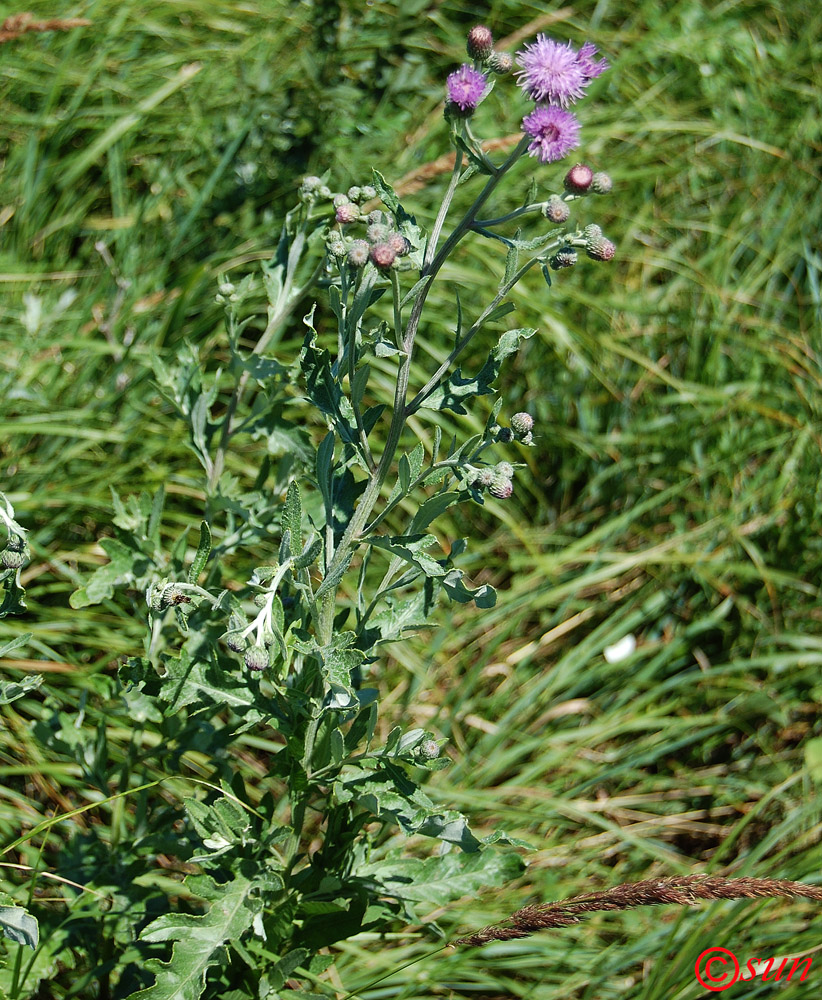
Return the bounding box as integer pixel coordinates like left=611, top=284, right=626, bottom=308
left=603, top=634, right=637, bottom=663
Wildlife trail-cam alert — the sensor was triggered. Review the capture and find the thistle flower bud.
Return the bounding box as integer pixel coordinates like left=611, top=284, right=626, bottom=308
left=326, top=232, right=346, bottom=260
left=224, top=631, right=248, bottom=653
left=366, top=223, right=390, bottom=243
left=6, top=534, right=26, bottom=552
left=318, top=185, right=332, bottom=199
left=564, top=163, right=594, bottom=194
left=586, top=236, right=616, bottom=261
left=299, top=175, right=323, bottom=200
left=417, top=739, right=441, bottom=760
left=495, top=461, right=514, bottom=479
left=262, top=629, right=277, bottom=648
left=488, top=51, right=513, bottom=75
left=347, top=185, right=362, bottom=202
left=477, top=468, right=496, bottom=488
left=347, top=239, right=370, bottom=268
left=335, top=202, right=360, bottom=224
left=521, top=431, right=534, bottom=446
left=254, top=593, right=268, bottom=608
left=1, top=547, right=28, bottom=569
left=366, top=210, right=383, bottom=225
left=360, top=185, right=377, bottom=201
left=495, top=426, right=513, bottom=443
left=244, top=644, right=269, bottom=672
left=489, top=476, right=514, bottom=499
left=591, top=171, right=613, bottom=194
left=332, top=193, right=350, bottom=209
left=466, top=25, right=494, bottom=61
left=582, top=223, right=602, bottom=240
left=387, top=232, right=411, bottom=256
left=510, top=412, right=534, bottom=435
left=543, top=194, right=570, bottom=224
left=370, top=243, right=397, bottom=270
left=550, top=247, right=578, bottom=270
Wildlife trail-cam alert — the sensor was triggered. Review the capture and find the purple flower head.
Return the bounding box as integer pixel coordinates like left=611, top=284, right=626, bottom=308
left=522, top=106, right=580, bottom=164
left=446, top=63, right=488, bottom=114
left=515, top=35, right=586, bottom=107
left=577, top=42, right=608, bottom=81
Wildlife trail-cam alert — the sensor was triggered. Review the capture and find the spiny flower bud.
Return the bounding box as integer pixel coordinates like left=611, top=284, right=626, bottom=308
left=347, top=240, right=370, bottom=268
left=254, top=593, right=268, bottom=608
left=591, top=171, right=613, bottom=194
left=466, top=25, right=494, bottom=62
left=387, top=232, right=411, bottom=256
left=510, top=412, right=534, bottom=435
left=488, top=51, right=513, bottom=75
left=495, top=461, right=514, bottom=479
left=332, top=193, right=350, bottom=209
left=586, top=236, right=616, bottom=261
left=370, top=243, right=397, bottom=269
left=262, top=629, right=277, bottom=648
left=360, top=185, right=377, bottom=201
left=477, top=468, right=496, bottom=488
left=495, top=426, right=513, bottom=443
left=224, top=631, right=248, bottom=653
left=1, top=547, right=28, bottom=569
left=6, top=534, right=26, bottom=552
left=417, top=739, right=441, bottom=760
left=543, top=194, right=570, bottom=224
left=366, top=222, right=390, bottom=243
left=326, top=232, right=346, bottom=260
left=347, top=185, right=362, bottom=202
left=564, top=163, right=594, bottom=194
left=582, top=223, right=602, bottom=240
left=550, top=247, right=578, bottom=270
left=301, top=175, right=322, bottom=192
left=318, top=185, right=332, bottom=199
left=244, top=644, right=269, bottom=672
left=489, top=476, right=513, bottom=499
left=335, top=202, right=360, bottom=224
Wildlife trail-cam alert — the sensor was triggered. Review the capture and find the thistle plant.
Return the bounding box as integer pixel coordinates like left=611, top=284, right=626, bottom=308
left=5, top=25, right=622, bottom=999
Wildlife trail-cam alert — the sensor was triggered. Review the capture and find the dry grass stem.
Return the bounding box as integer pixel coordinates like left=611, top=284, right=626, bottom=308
left=0, top=14, right=91, bottom=43
left=455, top=876, right=822, bottom=946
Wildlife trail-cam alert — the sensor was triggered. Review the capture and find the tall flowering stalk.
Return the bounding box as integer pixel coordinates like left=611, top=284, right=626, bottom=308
left=11, top=22, right=620, bottom=1000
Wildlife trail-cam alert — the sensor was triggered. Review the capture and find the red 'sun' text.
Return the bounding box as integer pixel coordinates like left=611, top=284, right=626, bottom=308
left=695, top=947, right=812, bottom=991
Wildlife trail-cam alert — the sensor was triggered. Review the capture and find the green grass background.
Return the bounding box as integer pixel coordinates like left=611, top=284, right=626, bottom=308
left=1, top=0, right=821, bottom=996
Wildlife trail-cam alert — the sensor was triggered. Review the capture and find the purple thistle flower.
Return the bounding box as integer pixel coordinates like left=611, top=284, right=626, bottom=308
left=522, top=106, right=580, bottom=164
left=515, top=35, right=587, bottom=107
left=577, top=41, right=608, bottom=81
left=446, top=63, right=488, bottom=113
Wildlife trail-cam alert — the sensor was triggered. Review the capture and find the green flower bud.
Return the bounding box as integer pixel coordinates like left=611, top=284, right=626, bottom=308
left=244, top=644, right=269, bottom=672
left=591, top=171, right=613, bottom=194
left=1, top=547, right=28, bottom=569
left=360, top=185, right=377, bottom=201
left=510, top=412, right=534, bottom=435
left=254, top=593, right=268, bottom=608
left=417, top=739, right=441, bottom=760
left=7, top=534, right=26, bottom=552
left=550, top=247, right=578, bottom=270
left=224, top=631, right=248, bottom=653
left=347, top=185, right=362, bottom=202
left=489, top=476, right=513, bottom=499
left=495, top=461, right=514, bottom=479
left=543, top=194, right=570, bottom=224
left=488, top=51, right=513, bottom=75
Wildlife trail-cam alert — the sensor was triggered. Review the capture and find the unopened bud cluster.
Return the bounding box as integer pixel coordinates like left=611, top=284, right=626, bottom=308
left=1, top=532, right=28, bottom=570
left=536, top=164, right=617, bottom=270
left=492, top=412, right=535, bottom=447
left=324, top=202, right=413, bottom=272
